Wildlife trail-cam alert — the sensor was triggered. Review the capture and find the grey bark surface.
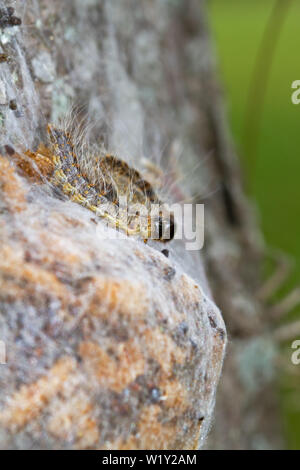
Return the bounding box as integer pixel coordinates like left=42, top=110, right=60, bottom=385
left=0, top=0, right=283, bottom=449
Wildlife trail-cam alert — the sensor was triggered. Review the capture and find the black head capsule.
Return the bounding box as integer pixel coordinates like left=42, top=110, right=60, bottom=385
left=153, top=212, right=175, bottom=243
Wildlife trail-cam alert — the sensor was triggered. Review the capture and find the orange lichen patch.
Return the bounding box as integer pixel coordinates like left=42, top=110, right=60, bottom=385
left=103, top=405, right=176, bottom=450
left=18, top=224, right=89, bottom=269
left=160, top=378, right=188, bottom=410
left=89, top=278, right=149, bottom=319
left=0, top=156, right=26, bottom=212
left=176, top=273, right=203, bottom=305
left=138, top=405, right=175, bottom=450
left=16, top=145, right=54, bottom=181
left=104, top=410, right=201, bottom=451
left=186, top=424, right=203, bottom=451
left=0, top=276, right=35, bottom=303
left=0, top=245, right=70, bottom=305
left=47, top=393, right=100, bottom=449
left=143, top=328, right=185, bottom=377
left=79, top=340, right=146, bottom=393
left=35, top=229, right=87, bottom=267
left=0, top=356, right=76, bottom=431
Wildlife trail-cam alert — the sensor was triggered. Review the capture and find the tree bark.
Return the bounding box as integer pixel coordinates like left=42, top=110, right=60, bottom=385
left=0, top=0, right=283, bottom=449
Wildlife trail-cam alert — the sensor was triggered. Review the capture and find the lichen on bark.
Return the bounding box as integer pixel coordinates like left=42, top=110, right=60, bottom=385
left=0, top=0, right=282, bottom=449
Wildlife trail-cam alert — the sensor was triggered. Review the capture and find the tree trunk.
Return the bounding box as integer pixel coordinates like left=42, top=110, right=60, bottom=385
left=0, top=0, right=282, bottom=449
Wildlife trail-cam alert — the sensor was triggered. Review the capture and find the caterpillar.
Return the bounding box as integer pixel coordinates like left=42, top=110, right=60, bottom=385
left=23, top=124, right=175, bottom=243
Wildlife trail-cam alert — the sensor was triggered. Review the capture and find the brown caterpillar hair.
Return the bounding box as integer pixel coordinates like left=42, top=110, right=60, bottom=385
left=45, top=124, right=175, bottom=242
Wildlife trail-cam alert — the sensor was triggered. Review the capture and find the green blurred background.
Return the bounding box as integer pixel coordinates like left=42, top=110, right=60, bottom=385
left=209, top=0, right=300, bottom=449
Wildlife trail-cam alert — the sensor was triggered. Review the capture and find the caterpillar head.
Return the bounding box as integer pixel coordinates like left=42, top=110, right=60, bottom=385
left=151, top=210, right=175, bottom=242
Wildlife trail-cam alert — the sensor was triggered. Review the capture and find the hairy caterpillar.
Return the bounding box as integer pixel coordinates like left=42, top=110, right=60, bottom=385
left=23, top=124, right=175, bottom=243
